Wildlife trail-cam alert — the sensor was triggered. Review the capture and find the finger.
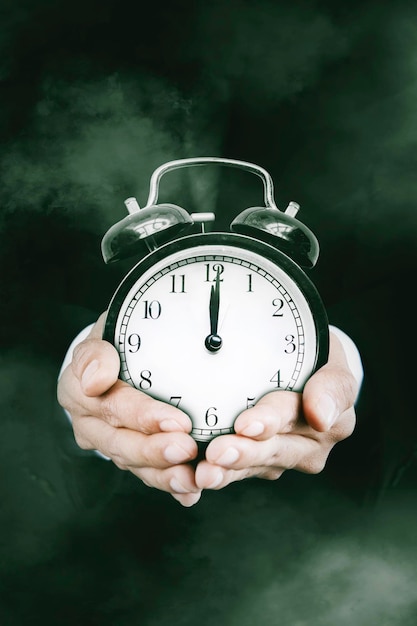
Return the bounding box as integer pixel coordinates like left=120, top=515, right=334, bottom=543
left=195, top=431, right=330, bottom=488
left=60, top=360, right=192, bottom=435
left=233, top=391, right=302, bottom=440
left=133, top=462, right=201, bottom=496
left=68, top=316, right=193, bottom=434
left=195, top=459, right=252, bottom=490
left=171, top=493, right=202, bottom=507
left=72, top=337, right=121, bottom=397
left=84, top=381, right=192, bottom=434
left=204, top=431, right=321, bottom=472
left=132, top=461, right=202, bottom=505
left=194, top=459, right=286, bottom=489
left=72, top=415, right=198, bottom=469
left=69, top=311, right=117, bottom=396
left=88, top=311, right=107, bottom=338
left=57, top=313, right=115, bottom=410
left=303, top=332, right=359, bottom=432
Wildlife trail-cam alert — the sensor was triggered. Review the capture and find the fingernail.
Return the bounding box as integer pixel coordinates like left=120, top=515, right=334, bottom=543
left=169, top=477, right=192, bottom=494
left=241, top=421, right=265, bottom=437
left=164, top=443, right=190, bottom=464
left=316, top=393, right=338, bottom=429
left=215, top=447, right=239, bottom=466
left=81, top=359, right=99, bottom=387
left=160, top=419, right=186, bottom=432
left=207, top=470, right=224, bottom=489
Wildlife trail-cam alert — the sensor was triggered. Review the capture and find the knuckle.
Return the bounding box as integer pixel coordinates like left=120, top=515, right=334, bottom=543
left=72, top=340, right=93, bottom=371
left=57, top=373, right=78, bottom=413
left=106, top=431, right=128, bottom=469
left=135, top=439, right=158, bottom=468
left=108, top=426, right=155, bottom=470
left=127, top=467, right=153, bottom=486
left=272, top=439, right=297, bottom=470
left=330, top=408, right=356, bottom=442
left=56, top=383, right=67, bottom=410
left=135, top=467, right=166, bottom=491
left=315, top=367, right=358, bottom=415
left=57, top=391, right=71, bottom=413
left=100, top=392, right=123, bottom=428
left=133, top=395, right=156, bottom=433
left=300, top=454, right=327, bottom=475
left=340, top=369, right=358, bottom=406
left=324, top=366, right=358, bottom=410
left=139, top=394, right=178, bottom=435
left=112, top=458, right=128, bottom=471
left=72, top=428, right=93, bottom=451
left=139, top=476, right=154, bottom=488
left=100, top=385, right=152, bottom=432
left=259, top=468, right=284, bottom=481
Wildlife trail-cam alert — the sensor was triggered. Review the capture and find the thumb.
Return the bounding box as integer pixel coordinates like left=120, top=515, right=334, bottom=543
left=303, top=333, right=359, bottom=432
left=72, top=337, right=121, bottom=397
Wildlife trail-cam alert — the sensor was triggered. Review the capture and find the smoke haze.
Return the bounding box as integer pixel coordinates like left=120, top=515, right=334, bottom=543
left=0, top=1, right=416, bottom=624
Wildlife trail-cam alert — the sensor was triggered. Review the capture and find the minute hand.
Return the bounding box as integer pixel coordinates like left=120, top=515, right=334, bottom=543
left=210, top=272, right=220, bottom=335
left=205, top=270, right=223, bottom=352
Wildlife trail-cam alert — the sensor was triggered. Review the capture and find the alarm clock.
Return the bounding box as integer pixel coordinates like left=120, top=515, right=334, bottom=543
left=101, top=157, right=329, bottom=443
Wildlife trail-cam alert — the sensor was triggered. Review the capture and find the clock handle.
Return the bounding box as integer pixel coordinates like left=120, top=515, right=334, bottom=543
left=144, top=157, right=291, bottom=213
left=101, top=157, right=319, bottom=268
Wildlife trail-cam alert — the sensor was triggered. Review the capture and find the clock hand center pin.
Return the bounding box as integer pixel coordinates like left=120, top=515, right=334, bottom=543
left=205, top=268, right=223, bottom=352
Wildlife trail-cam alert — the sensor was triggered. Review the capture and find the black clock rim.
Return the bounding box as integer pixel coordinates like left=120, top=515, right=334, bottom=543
left=103, top=232, right=329, bottom=374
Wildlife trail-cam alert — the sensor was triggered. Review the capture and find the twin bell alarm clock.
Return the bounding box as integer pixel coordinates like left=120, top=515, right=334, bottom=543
left=101, top=157, right=329, bottom=443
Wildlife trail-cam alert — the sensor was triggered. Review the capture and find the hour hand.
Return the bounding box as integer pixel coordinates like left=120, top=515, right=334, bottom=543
left=205, top=270, right=222, bottom=352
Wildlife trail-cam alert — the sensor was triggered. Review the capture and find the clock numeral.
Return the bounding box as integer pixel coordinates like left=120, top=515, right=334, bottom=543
left=143, top=300, right=161, bottom=319
left=246, top=397, right=256, bottom=409
left=285, top=334, right=296, bottom=354
left=170, top=396, right=182, bottom=408
left=247, top=273, right=253, bottom=292
left=270, top=370, right=283, bottom=388
left=205, top=263, right=224, bottom=282
left=272, top=298, right=284, bottom=317
left=170, top=274, right=186, bottom=293
left=205, top=406, right=218, bottom=427
left=139, top=370, right=152, bottom=390
left=127, top=333, right=141, bottom=353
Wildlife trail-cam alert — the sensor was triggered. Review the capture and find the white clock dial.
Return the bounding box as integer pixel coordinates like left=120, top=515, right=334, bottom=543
left=107, top=239, right=323, bottom=443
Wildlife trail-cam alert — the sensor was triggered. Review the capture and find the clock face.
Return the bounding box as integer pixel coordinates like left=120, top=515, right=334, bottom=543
left=104, top=234, right=328, bottom=442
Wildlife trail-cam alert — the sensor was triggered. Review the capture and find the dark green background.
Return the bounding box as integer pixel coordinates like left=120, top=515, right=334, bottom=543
left=1, top=1, right=416, bottom=624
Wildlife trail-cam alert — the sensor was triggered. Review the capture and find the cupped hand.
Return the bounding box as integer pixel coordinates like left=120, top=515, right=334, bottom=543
left=195, top=332, right=358, bottom=490
left=57, top=313, right=201, bottom=507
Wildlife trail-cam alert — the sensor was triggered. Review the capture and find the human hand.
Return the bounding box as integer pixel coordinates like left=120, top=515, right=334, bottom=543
left=195, top=332, right=358, bottom=490
left=57, top=313, right=201, bottom=507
